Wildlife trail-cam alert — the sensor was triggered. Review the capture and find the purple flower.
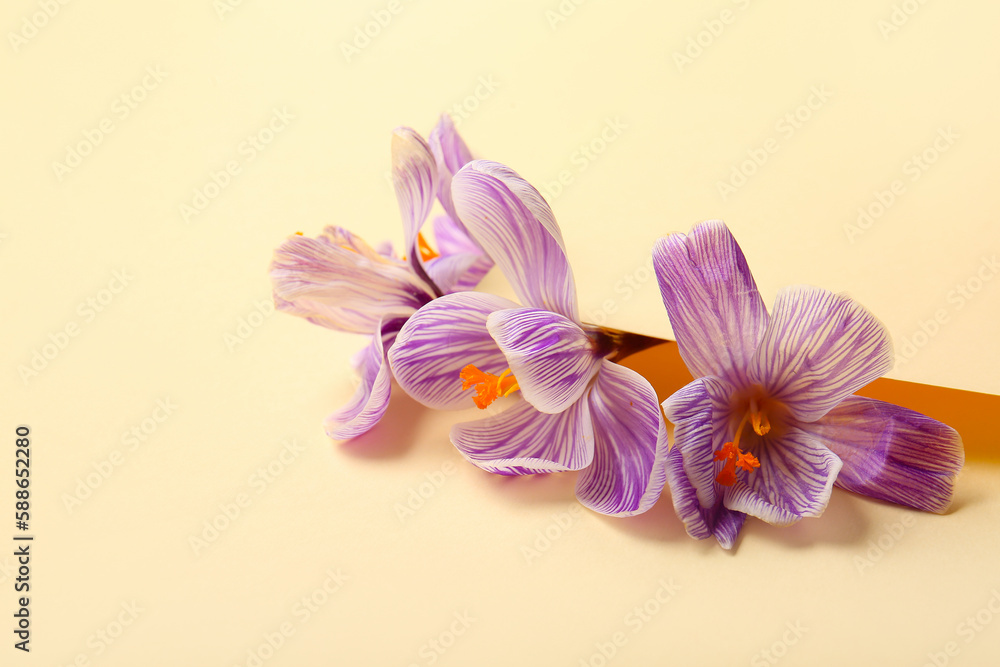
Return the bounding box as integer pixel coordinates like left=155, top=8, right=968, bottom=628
left=270, top=116, right=491, bottom=440
left=387, top=160, right=669, bottom=516
left=654, top=220, right=964, bottom=548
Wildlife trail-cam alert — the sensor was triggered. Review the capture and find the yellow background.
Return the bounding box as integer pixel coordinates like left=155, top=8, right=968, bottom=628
left=3, top=1, right=999, bottom=665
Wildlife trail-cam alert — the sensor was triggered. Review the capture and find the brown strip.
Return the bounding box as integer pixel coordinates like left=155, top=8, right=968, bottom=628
left=618, top=341, right=998, bottom=463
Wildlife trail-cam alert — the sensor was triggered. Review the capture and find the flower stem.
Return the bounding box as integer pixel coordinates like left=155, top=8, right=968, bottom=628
left=409, top=253, right=444, bottom=299
left=586, top=325, right=671, bottom=363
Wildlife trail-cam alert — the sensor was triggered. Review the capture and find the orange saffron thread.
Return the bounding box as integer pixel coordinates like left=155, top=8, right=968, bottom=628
left=714, top=410, right=762, bottom=486
left=459, top=364, right=519, bottom=409
left=418, top=233, right=439, bottom=262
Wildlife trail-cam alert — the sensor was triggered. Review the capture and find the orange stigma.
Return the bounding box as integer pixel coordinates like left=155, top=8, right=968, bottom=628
left=460, top=364, right=519, bottom=409
left=714, top=410, right=762, bottom=486
left=418, top=232, right=439, bottom=262
left=749, top=397, right=771, bottom=436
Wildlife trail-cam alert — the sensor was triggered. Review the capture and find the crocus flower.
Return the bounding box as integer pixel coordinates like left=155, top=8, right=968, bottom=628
left=388, top=160, right=669, bottom=516
left=655, top=220, right=964, bottom=548
left=270, top=116, right=491, bottom=439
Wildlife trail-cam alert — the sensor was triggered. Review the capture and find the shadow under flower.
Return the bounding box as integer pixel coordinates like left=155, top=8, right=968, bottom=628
left=340, top=388, right=428, bottom=460
left=476, top=472, right=693, bottom=544
left=742, top=488, right=871, bottom=549
left=595, top=491, right=691, bottom=544
left=937, top=464, right=991, bottom=514
left=477, top=469, right=581, bottom=505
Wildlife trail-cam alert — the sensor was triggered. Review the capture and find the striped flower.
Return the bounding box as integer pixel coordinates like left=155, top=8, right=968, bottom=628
left=270, top=116, right=491, bottom=439
left=655, top=220, right=964, bottom=548
left=388, top=160, right=669, bottom=516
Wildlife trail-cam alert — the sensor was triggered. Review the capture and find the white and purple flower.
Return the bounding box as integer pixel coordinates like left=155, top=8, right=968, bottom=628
left=270, top=115, right=491, bottom=440
left=655, top=220, right=965, bottom=548
left=387, top=160, right=669, bottom=516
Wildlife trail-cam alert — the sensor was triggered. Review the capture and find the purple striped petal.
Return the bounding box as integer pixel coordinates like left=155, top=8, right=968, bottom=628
left=426, top=251, right=493, bottom=294
left=666, top=376, right=732, bottom=508
left=487, top=308, right=600, bottom=414
left=429, top=114, right=475, bottom=223
left=653, top=220, right=769, bottom=387
left=426, top=215, right=493, bottom=294
left=388, top=292, right=515, bottom=410
left=663, top=379, right=746, bottom=548
left=810, top=396, right=964, bottom=513
left=324, top=326, right=394, bottom=440
left=576, top=361, right=668, bottom=516
left=391, top=127, right=437, bottom=258
left=374, top=239, right=397, bottom=259
left=270, top=227, right=430, bottom=334
left=749, top=286, right=894, bottom=423
left=452, top=160, right=579, bottom=322
left=451, top=398, right=594, bottom=474
left=722, top=426, right=843, bottom=526
left=433, top=214, right=481, bottom=256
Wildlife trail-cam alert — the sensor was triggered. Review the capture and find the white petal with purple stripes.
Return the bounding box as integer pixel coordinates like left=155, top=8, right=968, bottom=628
left=749, top=286, right=894, bottom=423
left=426, top=251, right=493, bottom=295
left=666, top=377, right=730, bottom=509
left=452, top=160, right=579, bottom=322
left=722, top=426, right=843, bottom=526
left=487, top=307, right=600, bottom=415
left=324, top=326, right=395, bottom=440
left=270, top=227, right=430, bottom=334
left=450, top=398, right=594, bottom=475
left=663, top=379, right=746, bottom=548
left=576, top=361, right=668, bottom=516
left=388, top=292, right=515, bottom=411
left=810, top=396, right=964, bottom=513
left=391, top=127, right=437, bottom=257
left=429, top=114, right=475, bottom=223
left=653, top=221, right=769, bottom=387
left=425, top=215, right=493, bottom=294
left=432, top=214, right=480, bottom=256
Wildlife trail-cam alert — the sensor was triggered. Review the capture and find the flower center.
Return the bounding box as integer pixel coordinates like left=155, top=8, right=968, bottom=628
left=418, top=232, right=439, bottom=261
left=713, top=398, right=769, bottom=486
left=459, top=364, right=520, bottom=409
